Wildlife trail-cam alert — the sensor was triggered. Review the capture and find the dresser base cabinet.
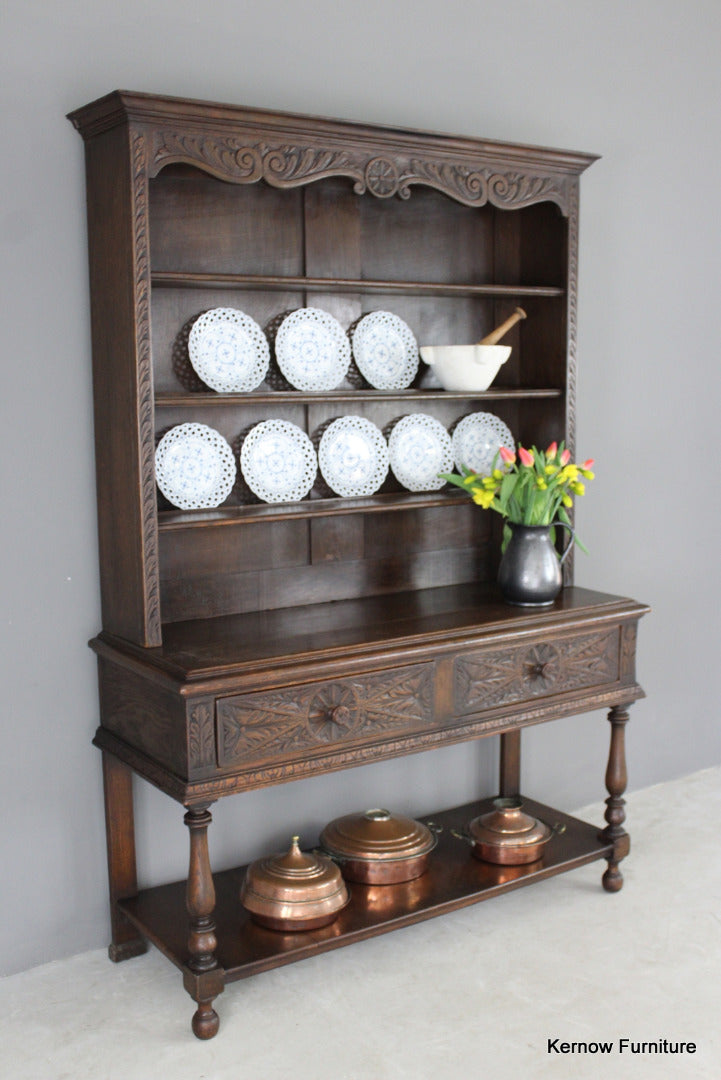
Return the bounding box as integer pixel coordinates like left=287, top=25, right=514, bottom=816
left=91, top=585, right=647, bottom=1038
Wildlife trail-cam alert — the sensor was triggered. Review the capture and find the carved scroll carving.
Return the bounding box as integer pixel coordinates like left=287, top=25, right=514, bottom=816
left=217, top=664, right=434, bottom=766
left=131, top=130, right=161, bottom=643
left=150, top=130, right=570, bottom=212
left=454, top=629, right=619, bottom=715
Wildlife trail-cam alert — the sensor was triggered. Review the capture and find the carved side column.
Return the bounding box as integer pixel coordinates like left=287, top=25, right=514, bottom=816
left=600, top=705, right=631, bottom=892
left=183, top=806, right=224, bottom=1039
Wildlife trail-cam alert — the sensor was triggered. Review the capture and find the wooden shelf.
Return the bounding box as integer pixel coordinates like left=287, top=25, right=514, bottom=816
left=118, top=796, right=612, bottom=983
left=151, top=271, right=565, bottom=299
left=154, top=387, right=563, bottom=408
left=158, top=489, right=469, bottom=530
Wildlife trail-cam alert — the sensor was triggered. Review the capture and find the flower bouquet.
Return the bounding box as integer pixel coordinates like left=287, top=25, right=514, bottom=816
left=441, top=441, right=595, bottom=605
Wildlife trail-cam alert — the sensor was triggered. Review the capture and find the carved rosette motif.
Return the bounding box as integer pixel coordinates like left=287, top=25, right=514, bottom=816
left=131, top=130, right=161, bottom=643
left=150, top=130, right=570, bottom=212
left=217, top=664, right=433, bottom=766
left=454, top=629, right=620, bottom=714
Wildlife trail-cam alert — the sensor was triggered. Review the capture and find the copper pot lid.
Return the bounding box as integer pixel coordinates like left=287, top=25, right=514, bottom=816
left=320, top=808, right=436, bottom=863
left=241, top=836, right=348, bottom=919
left=468, top=798, right=552, bottom=849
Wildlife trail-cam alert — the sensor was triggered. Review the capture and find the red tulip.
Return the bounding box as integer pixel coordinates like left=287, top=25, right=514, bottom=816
left=559, top=448, right=571, bottom=466
left=582, top=458, right=595, bottom=469
left=518, top=446, right=534, bottom=467
left=546, top=441, right=558, bottom=459
left=499, top=445, right=516, bottom=465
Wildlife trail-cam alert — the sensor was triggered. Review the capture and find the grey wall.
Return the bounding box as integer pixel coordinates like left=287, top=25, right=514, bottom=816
left=2, top=0, right=719, bottom=976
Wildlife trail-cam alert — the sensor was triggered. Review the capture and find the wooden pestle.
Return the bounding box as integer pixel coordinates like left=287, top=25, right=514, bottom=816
left=479, top=306, right=527, bottom=345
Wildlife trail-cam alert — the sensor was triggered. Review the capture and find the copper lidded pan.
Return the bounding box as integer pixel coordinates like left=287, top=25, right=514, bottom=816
left=320, top=808, right=439, bottom=884
left=240, top=836, right=349, bottom=931
left=461, top=797, right=564, bottom=865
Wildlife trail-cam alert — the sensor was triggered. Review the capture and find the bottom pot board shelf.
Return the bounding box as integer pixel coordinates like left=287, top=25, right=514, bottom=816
left=119, top=795, right=613, bottom=985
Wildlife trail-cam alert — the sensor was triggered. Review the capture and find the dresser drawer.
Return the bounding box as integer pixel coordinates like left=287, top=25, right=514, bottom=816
left=453, top=628, right=620, bottom=716
left=216, top=662, right=435, bottom=769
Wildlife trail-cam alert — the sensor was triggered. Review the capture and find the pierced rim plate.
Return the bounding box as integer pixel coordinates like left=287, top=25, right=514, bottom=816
left=388, top=414, right=453, bottom=492
left=274, top=308, right=351, bottom=391
left=351, top=311, right=419, bottom=390
left=188, top=307, right=270, bottom=392
left=318, top=416, right=389, bottom=497
left=451, top=412, right=515, bottom=475
left=240, top=419, right=317, bottom=503
left=155, top=423, right=237, bottom=509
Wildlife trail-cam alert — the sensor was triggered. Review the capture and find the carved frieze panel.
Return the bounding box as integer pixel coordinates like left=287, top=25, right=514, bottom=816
left=620, top=622, right=638, bottom=682
left=454, top=629, right=620, bottom=715
left=188, top=701, right=216, bottom=771
left=217, top=664, right=434, bottom=767
left=150, top=129, right=570, bottom=212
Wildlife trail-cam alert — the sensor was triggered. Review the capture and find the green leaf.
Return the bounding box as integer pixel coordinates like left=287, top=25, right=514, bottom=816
left=439, top=473, right=473, bottom=491
left=498, top=472, right=518, bottom=511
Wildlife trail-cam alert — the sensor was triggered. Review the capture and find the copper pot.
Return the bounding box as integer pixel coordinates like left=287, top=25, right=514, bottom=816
left=320, top=808, right=438, bottom=884
left=240, top=836, right=349, bottom=931
left=461, top=798, right=564, bottom=865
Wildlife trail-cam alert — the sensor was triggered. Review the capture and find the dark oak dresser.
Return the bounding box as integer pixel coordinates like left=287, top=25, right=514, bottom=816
left=69, top=91, right=649, bottom=1038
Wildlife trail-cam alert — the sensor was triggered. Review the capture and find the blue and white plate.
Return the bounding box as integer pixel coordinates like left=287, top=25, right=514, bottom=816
left=240, top=419, right=317, bottom=503
left=351, top=311, right=419, bottom=390
left=318, top=416, right=389, bottom=497
left=451, top=412, right=514, bottom=475
left=155, top=423, right=236, bottom=509
left=188, top=307, right=270, bottom=392
left=275, top=308, right=351, bottom=391
left=388, top=414, right=453, bottom=492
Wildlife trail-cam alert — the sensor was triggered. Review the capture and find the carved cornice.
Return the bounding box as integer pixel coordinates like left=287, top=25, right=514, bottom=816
left=150, top=129, right=572, bottom=213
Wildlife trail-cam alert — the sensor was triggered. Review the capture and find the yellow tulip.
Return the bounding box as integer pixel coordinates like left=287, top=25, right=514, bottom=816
left=472, top=488, right=495, bottom=508
left=570, top=481, right=585, bottom=496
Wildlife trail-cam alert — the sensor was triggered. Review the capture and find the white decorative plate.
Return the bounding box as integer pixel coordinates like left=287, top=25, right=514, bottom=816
left=351, top=311, right=419, bottom=390
left=451, top=412, right=515, bottom=475
left=274, top=308, right=351, bottom=391
left=240, top=419, right=317, bottom=503
left=388, top=414, right=453, bottom=492
left=318, top=416, right=389, bottom=497
left=155, top=423, right=237, bottom=509
left=188, top=307, right=270, bottom=392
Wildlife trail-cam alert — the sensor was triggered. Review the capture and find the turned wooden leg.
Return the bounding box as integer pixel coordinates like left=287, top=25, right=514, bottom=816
left=101, top=751, right=147, bottom=962
left=499, top=729, right=521, bottom=797
left=600, top=705, right=631, bottom=892
left=184, top=805, right=224, bottom=1039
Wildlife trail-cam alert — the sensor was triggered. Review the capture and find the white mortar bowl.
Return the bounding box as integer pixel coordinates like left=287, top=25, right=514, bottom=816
left=419, top=344, right=511, bottom=392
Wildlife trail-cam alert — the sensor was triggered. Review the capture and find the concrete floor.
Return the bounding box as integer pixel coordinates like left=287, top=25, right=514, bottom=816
left=2, top=767, right=719, bottom=1080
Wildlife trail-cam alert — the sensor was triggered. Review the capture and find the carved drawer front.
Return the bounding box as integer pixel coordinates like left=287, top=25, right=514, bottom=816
left=454, top=628, right=620, bottom=716
left=217, top=663, right=434, bottom=769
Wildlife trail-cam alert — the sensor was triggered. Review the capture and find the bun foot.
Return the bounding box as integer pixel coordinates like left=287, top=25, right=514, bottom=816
left=192, top=1002, right=220, bottom=1040
left=602, top=861, right=624, bottom=892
